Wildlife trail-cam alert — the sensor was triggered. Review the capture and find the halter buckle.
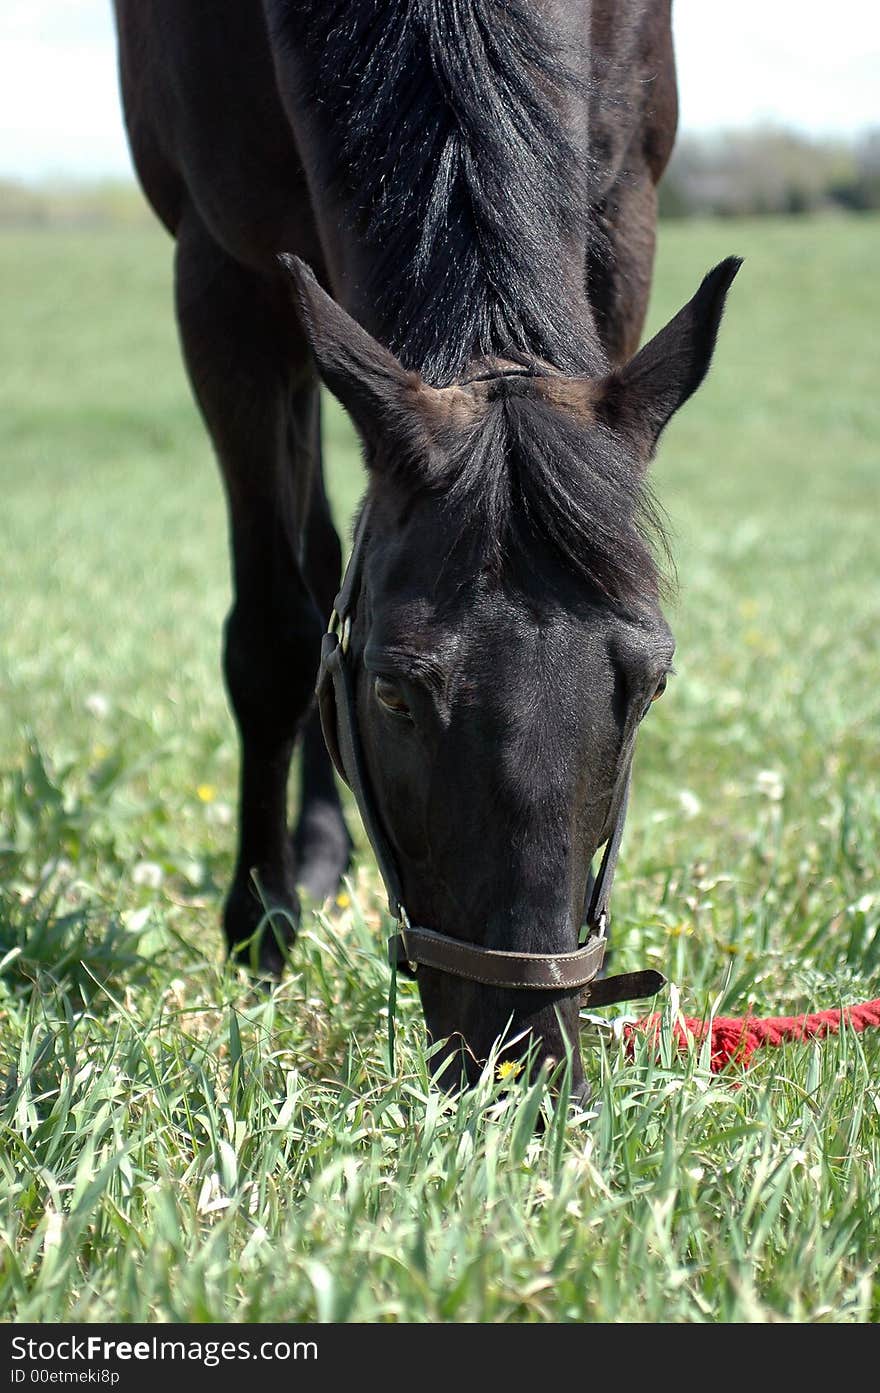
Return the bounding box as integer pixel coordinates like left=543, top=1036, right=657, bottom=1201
left=398, top=904, right=412, bottom=957
left=390, top=905, right=418, bottom=979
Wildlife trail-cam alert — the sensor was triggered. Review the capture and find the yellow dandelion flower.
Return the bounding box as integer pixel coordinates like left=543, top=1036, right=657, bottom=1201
left=336, top=891, right=351, bottom=909
left=496, top=1059, right=523, bottom=1082
left=197, top=784, right=216, bottom=803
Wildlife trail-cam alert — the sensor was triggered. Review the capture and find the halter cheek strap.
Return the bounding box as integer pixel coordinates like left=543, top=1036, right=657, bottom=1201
left=317, top=500, right=665, bottom=1010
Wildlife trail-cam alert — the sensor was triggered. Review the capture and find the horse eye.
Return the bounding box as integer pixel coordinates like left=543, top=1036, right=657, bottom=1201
left=651, top=674, right=668, bottom=703
left=374, top=676, right=411, bottom=717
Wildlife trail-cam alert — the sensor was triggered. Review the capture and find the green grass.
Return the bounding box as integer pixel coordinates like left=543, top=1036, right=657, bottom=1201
left=1, top=216, right=878, bottom=1322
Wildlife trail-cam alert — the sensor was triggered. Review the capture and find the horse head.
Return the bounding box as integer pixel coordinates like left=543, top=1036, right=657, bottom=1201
left=285, top=255, right=740, bottom=1101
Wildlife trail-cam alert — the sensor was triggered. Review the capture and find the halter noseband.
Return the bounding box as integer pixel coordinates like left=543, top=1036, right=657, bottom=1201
left=316, top=489, right=665, bottom=1011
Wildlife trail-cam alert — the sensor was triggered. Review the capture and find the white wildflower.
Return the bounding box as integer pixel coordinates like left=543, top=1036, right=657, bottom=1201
left=84, top=692, right=110, bottom=719
left=678, top=790, right=702, bottom=819
left=755, top=769, right=785, bottom=801
left=132, top=860, right=164, bottom=889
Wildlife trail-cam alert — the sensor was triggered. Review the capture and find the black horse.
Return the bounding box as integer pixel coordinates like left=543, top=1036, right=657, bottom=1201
left=114, top=0, right=738, bottom=1100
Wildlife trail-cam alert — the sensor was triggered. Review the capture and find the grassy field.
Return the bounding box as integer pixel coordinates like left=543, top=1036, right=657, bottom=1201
left=0, top=215, right=878, bottom=1323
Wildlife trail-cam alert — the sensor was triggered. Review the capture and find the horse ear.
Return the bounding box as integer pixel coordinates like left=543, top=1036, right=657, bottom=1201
left=279, top=254, right=419, bottom=448
left=598, top=257, right=742, bottom=461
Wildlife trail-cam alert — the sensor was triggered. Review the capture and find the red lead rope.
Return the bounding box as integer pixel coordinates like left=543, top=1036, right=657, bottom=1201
left=625, top=998, right=880, bottom=1072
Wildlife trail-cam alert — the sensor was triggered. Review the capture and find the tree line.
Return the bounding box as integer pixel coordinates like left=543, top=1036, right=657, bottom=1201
left=659, top=127, right=880, bottom=218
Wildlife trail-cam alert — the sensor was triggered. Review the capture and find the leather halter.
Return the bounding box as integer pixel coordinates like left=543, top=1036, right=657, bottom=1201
left=316, top=467, right=665, bottom=1013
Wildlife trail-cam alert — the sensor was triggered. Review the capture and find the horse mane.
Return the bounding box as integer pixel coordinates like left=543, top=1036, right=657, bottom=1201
left=274, top=0, right=602, bottom=386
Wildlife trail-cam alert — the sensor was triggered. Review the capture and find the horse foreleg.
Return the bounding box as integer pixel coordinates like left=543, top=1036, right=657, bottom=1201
left=294, top=454, right=354, bottom=903
left=174, top=210, right=322, bottom=972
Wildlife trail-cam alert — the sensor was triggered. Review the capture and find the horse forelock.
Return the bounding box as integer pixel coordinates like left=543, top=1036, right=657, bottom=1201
left=375, top=388, right=670, bottom=609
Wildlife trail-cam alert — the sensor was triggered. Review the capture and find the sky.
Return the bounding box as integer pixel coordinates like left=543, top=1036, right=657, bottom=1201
left=0, top=1, right=877, bottom=181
